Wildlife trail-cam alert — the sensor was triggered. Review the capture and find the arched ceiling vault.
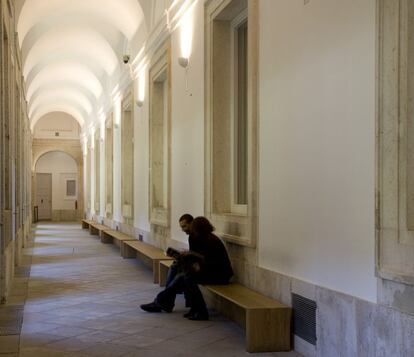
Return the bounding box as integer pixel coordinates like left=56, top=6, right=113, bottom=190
left=17, top=0, right=148, bottom=131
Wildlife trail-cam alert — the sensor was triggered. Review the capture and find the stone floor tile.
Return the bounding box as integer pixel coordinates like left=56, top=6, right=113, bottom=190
left=80, top=342, right=136, bottom=357
left=20, top=332, right=66, bottom=348
left=43, top=336, right=96, bottom=352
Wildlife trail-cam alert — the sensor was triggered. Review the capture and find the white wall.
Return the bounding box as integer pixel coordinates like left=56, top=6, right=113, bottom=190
left=170, top=1, right=205, bottom=243
left=258, top=0, right=377, bottom=302
left=33, top=112, right=80, bottom=139
left=36, top=151, right=78, bottom=210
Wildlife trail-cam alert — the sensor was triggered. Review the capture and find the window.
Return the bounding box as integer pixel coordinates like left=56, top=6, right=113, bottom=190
left=121, top=90, right=134, bottom=222
left=205, top=0, right=258, bottom=246
left=105, top=115, right=113, bottom=217
left=66, top=180, right=76, bottom=197
left=231, top=14, right=248, bottom=212
left=149, top=41, right=171, bottom=227
left=94, top=130, right=100, bottom=214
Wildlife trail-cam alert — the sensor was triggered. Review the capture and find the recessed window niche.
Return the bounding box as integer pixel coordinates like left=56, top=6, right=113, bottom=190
left=149, top=41, right=171, bottom=230
left=205, top=0, right=258, bottom=246
left=94, top=129, right=100, bottom=215
left=86, top=142, right=91, bottom=211
left=121, top=90, right=134, bottom=225
left=105, top=114, right=113, bottom=219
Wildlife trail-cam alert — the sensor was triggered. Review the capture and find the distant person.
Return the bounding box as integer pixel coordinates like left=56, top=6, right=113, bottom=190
left=140, top=216, right=233, bottom=320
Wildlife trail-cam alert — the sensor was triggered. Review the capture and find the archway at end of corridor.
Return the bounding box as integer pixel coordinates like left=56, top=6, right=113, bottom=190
left=34, top=151, right=79, bottom=222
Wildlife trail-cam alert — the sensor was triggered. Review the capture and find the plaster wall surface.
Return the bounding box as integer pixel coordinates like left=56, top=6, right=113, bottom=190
left=36, top=151, right=78, bottom=211
left=169, top=1, right=205, bottom=244
left=258, top=0, right=377, bottom=302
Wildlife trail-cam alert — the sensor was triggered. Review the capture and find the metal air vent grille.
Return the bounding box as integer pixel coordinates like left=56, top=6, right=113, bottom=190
left=292, top=293, right=317, bottom=345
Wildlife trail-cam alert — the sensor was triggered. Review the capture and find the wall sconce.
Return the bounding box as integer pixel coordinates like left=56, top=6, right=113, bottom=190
left=178, top=57, right=189, bottom=68
left=136, top=99, right=144, bottom=107
left=179, top=9, right=193, bottom=69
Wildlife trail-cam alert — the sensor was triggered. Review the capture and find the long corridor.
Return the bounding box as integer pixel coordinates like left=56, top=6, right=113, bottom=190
left=12, top=223, right=300, bottom=357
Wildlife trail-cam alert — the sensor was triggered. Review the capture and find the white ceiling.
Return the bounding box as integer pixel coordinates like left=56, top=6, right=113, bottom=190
left=17, top=0, right=147, bottom=131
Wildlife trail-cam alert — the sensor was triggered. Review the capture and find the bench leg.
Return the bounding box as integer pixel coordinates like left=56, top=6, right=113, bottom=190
left=89, top=226, right=99, bottom=235
left=158, top=262, right=169, bottom=287
left=152, top=260, right=160, bottom=284
left=121, top=243, right=136, bottom=258
left=100, top=232, right=113, bottom=244
left=82, top=221, right=89, bottom=229
left=246, top=308, right=291, bottom=353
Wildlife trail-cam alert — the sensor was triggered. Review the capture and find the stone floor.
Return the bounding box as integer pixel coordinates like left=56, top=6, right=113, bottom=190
left=1, top=222, right=302, bottom=357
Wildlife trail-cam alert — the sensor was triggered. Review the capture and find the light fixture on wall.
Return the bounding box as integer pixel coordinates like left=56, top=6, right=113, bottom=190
left=178, top=56, right=189, bottom=68
left=179, top=8, right=193, bottom=69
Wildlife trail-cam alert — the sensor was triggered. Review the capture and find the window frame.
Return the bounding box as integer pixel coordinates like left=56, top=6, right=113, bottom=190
left=204, top=0, right=258, bottom=247
left=64, top=178, right=77, bottom=200
left=230, top=10, right=248, bottom=215
left=148, top=40, right=171, bottom=228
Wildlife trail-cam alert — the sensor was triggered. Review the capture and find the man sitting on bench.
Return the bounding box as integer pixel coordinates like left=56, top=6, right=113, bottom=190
left=140, top=216, right=233, bottom=320
left=164, top=213, right=194, bottom=288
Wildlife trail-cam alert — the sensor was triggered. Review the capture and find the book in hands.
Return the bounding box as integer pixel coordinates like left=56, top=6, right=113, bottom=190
left=166, top=247, right=182, bottom=259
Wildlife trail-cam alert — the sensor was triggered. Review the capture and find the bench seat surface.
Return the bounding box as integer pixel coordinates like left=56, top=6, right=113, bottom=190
left=104, top=230, right=135, bottom=241
left=124, top=241, right=172, bottom=260
left=89, top=223, right=108, bottom=231
left=205, top=284, right=287, bottom=309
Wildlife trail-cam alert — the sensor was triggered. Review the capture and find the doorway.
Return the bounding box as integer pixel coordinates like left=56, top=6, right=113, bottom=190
left=36, top=173, right=52, bottom=220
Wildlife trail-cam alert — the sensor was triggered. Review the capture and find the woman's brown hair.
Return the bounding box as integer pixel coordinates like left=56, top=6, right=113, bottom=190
left=191, top=216, right=215, bottom=236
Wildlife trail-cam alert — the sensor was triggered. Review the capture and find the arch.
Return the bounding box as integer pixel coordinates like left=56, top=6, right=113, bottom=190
left=32, top=144, right=82, bottom=172
left=35, top=150, right=79, bottom=173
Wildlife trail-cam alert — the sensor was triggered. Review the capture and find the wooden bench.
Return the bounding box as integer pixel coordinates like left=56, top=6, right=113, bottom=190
left=88, top=222, right=108, bottom=236
left=202, top=284, right=291, bottom=352
left=122, top=240, right=174, bottom=283
left=101, top=229, right=136, bottom=251
left=157, top=260, right=291, bottom=352
left=81, top=219, right=94, bottom=229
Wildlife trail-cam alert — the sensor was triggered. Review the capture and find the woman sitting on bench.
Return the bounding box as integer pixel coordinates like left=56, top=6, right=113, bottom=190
left=140, top=216, right=233, bottom=320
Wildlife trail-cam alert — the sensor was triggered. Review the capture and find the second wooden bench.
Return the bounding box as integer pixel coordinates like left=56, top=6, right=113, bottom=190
left=122, top=241, right=174, bottom=284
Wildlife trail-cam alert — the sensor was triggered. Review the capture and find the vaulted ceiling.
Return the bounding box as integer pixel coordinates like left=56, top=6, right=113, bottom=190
left=16, top=0, right=149, bottom=131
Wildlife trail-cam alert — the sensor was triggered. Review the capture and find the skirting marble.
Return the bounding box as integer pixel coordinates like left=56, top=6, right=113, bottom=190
left=230, top=258, right=414, bottom=357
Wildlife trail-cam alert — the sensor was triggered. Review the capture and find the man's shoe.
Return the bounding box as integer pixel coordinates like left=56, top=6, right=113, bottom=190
left=140, top=302, right=163, bottom=313
left=188, top=310, right=209, bottom=321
